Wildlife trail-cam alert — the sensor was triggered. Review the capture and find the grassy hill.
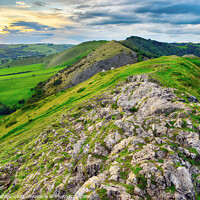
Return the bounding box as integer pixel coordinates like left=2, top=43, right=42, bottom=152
left=0, top=44, right=73, bottom=67
left=44, top=40, right=108, bottom=68
left=0, top=56, right=199, bottom=198
left=122, top=36, right=200, bottom=58
left=40, top=40, right=138, bottom=97
left=1, top=37, right=200, bottom=115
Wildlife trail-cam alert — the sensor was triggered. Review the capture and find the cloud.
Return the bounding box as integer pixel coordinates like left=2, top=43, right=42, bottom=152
left=16, top=1, right=31, bottom=8
left=52, top=8, right=63, bottom=12
left=135, top=3, right=200, bottom=15
left=10, top=21, right=56, bottom=31
left=0, top=8, right=73, bottom=29
left=33, top=1, right=47, bottom=7
left=0, top=0, right=200, bottom=43
left=2, top=21, right=51, bottom=34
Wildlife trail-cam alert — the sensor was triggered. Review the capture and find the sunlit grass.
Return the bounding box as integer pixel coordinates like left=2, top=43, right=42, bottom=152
left=0, top=55, right=199, bottom=167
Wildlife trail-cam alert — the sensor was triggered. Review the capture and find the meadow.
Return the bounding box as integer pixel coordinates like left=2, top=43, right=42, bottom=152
left=0, top=63, right=66, bottom=106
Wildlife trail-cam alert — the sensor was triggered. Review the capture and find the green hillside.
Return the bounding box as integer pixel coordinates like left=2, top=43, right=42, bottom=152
left=44, top=40, right=108, bottom=68
left=41, top=40, right=138, bottom=97
left=122, top=36, right=200, bottom=58
left=0, top=55, right=199, bottom=139
left=0, top=56, right=199, bottom=198
left=0, top=63, right=67, bottom=108
left=0, top=55, right=199, bottom=198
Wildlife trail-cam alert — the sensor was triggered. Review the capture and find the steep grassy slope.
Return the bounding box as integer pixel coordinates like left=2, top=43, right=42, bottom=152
left=0, top=56, right=199, bottom=141
left=44, top=40, right=108, bottom=68
left=41, top=41, right=138, bottom=97
left=0, top=56, right=199, bottom=199
left=122, top=36, right=200, bottom=58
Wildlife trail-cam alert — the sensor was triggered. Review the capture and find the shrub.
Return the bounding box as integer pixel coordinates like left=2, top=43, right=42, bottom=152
left=0, top=104, right=17, bottom=115
left=53, top=78, right=62, bottom=86
left=77, top=87, right=85, bottom=93
left=129, top=106, right=138, bottom=113
left=18, top=99, right=25, bottom=104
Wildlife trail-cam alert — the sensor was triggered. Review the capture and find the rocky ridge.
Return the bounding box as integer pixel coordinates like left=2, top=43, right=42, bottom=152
left=1, top=74, right=200, bottom=199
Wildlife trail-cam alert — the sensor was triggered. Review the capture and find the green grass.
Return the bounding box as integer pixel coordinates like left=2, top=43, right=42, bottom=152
left=0, top=55, right=199, bottom=198
left=22, top=44, right=73, bottom=56
left=0, top=63, right=67, bottom=106
left=45, top=40, right=108, bottom=68
left=0, top=56, right=199, bottom=172
left=151, top=57, right=200, bottom=100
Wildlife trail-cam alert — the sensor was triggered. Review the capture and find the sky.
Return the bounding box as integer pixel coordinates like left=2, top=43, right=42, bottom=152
left=0, top=0, right=200, bottom=44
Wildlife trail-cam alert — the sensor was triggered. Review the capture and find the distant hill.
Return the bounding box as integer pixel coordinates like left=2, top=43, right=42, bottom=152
left=1, top=41, right=107, bottom=69
left=0, top=44, right=74, bottom=67
left=121, top=36, right=200, bottom=58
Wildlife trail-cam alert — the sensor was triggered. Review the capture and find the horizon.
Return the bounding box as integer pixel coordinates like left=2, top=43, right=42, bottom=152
left=0, top=1, right=200, bottom=44
left=0, top=36, right=200, bottom=45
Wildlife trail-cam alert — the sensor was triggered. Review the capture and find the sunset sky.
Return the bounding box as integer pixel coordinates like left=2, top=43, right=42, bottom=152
left=0, top=0, right=200, bottom=44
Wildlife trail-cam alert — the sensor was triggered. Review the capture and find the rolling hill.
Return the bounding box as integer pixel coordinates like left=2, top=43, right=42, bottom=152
left=44, top=40, right=108, bottom=68
left=121, top=36, right=200, bottom=58
left=0, top=55, right=199, bottom=199
left=0, top=63, right=67, bottom=107
left=0, top=44, right=73, bottom=68
left=1, top=36, right=200, bottom=115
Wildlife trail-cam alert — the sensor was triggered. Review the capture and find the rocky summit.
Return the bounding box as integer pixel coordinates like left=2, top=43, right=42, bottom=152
left=1, top=74, right=200, bottom=199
